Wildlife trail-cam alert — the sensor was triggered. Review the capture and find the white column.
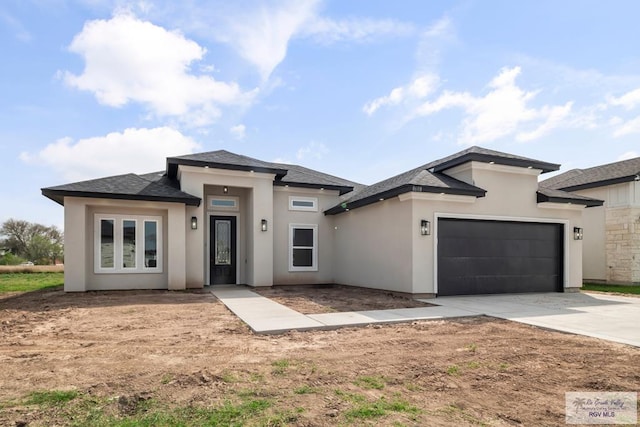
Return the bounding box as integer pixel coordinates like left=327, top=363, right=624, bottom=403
left=63, top=198, right=87, bottom=292
left=167, top=204, right=187, bottom=290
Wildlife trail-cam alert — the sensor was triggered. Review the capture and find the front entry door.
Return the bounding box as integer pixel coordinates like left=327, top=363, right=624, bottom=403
left=210, top=216, right=237, bottom=285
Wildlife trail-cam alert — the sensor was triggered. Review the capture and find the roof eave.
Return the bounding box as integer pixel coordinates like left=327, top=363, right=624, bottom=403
left=433, top=153, right=560, bottom=174
left=536, top=192, right=603, bottom=208
left=273, top=181, right=354, bottom=195
left=41, top=189, right=201, bottom=207
left=324, top=184, right=486, bottom=215
left=558, top=175, right=640, bottom=192
left=167, top=158, right=288, bottom=179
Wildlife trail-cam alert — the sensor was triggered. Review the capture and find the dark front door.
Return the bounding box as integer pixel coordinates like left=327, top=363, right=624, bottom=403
left=210, top=216, right=237, bottom=285
left=437, top=218, right=563, bottom=296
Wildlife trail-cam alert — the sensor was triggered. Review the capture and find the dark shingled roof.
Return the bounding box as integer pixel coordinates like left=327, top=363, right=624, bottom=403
left=429, top=146, right=560, bottom=174
left=536, top=187, right=603, bottom=207
left=271, top=163, right=360, bottom=195
left=42, top=172, right=201, bottom=206
left=167, top=150, right=359, bottom=194
left=325, top=146, right=595, bottom=215
left=540, top=156, right=640, bottom=191
left=167, top=150, right=288, bottom=179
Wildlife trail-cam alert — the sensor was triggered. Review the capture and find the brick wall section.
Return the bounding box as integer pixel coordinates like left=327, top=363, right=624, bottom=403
left=605, top=207, right=640, bottom=284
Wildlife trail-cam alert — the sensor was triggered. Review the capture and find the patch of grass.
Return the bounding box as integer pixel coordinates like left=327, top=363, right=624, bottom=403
left=26, top=390, right=78, bottom=406
left=344, top=396, right=420, bottom=421
left=466, top=361, right=481, bottom=369
left=354, top=375, right=386, bottom=390
left=466, top=343, right=478, bottom=352
left=293, top=385, right=316, bottom=395
left=582, top=283, right=640, bottom=295
left=446, top=365, right=460, bottom=376
left=498, top=362, right=509, bottom=371
left=335, top=389, right=366, bottom=403
left=271, top=359, right=290, bottom=375
left=160, top=374, right=173, bottom=384
left=0, top=272, right=64, bottom=293
left=220, top=370, right=239, bottom=383
left=436, top=404, right=487, bottom=426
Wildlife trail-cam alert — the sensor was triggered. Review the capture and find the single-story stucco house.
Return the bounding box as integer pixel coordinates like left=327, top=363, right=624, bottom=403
left=42, top=146, right=603, bottom=296
left=541, top=156, right=640, bottom=284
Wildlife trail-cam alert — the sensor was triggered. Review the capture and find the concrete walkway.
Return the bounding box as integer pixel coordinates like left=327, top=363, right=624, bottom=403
left=429, top=292, right=640, bottom=347
left=211, top=286, right=475, bottom=334
left=212, top=287, right=640, bottom=347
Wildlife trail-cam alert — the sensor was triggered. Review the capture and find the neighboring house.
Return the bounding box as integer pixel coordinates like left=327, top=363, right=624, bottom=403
left=42, top=146, right=602, bottom=296
left=541, top=157, right=640, bottom=284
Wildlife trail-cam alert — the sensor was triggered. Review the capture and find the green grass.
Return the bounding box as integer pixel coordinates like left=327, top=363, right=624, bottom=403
left=582, top=283, right=640, bottom=295
left=344, top=396, right=420, bottom=421
left=446, top=365, right=460, bottom=376
left=271, top=359, right=290, bottom=375
left=293, top=385, right=316, bottom=395
left=354, top=375, right=386, bottom=390
left=26, top=390, right=78, bottom=406
left=0, top=272, right=64, bottom=293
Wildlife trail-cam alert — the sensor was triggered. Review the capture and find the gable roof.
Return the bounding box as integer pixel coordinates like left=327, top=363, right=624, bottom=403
left=167, top=150, right=288, bottom=179
left=540, top=156, right=640, bottom=191
left=168, top=149, right=358, bottom=195
left=536, top=187, right=603, bottom=207
left=42, top=172, right=201, bottom=206
left=429, top=146, right=560, bottom=174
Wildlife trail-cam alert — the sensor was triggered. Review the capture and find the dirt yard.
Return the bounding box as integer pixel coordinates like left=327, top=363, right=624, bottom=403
left=0, top=287, right=638, bottom=426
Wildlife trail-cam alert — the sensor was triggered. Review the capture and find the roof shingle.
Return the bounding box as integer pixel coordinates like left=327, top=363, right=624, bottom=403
left=541, top=156, right=640, bottom=191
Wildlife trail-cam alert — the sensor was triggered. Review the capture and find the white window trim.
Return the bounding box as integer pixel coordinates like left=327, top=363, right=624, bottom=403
left=94, top=214, right=163, bottom=274
left=207, top=196, right=239, bottom=211
left=289, top=196, right=318, bottom=212
left=288, top=223, right=318, bottom=272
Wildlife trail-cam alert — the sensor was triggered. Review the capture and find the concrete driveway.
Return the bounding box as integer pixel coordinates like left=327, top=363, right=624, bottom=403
left=429, top=292, right=640, bottom=347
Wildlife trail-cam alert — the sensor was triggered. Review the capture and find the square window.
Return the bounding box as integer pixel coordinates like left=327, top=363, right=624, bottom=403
left=289, top=224, right=318, bottom=271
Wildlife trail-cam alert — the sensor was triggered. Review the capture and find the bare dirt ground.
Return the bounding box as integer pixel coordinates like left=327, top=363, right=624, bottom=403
left=254, top=284, right=433, bottom=313
left=1, top=287, right=639, bottom=426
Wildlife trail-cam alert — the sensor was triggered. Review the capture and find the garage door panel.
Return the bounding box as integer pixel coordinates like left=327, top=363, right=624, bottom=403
left=437, top=219, right=563, bottom=296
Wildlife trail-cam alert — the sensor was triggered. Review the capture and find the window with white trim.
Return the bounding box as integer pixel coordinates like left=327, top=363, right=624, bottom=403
left=95, top=214, right=162, bottom=273
left=289, top=224, right=318, bottom=271
left=289, top=196, right=318, bottom=212
left=208, top=196, right=239, bottom=211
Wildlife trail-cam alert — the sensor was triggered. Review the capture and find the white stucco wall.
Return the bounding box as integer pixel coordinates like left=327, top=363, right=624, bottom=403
left=333, top=162, right=585, bottom=295
left=62, top=197, right=186, bottom=291
left=272, top=187, right=340, bottom=285
left=178, top=165, right=275, bottom=287
left=572, top=187, right=607, bottom=281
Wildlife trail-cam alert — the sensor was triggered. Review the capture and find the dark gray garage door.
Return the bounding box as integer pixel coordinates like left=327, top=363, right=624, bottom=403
left=437, top=219, right=563, bottom=296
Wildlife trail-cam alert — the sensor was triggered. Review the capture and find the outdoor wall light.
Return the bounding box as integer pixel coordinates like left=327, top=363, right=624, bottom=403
left=223, top=186, right=229, bottom=193
left=191, top=216, right=198, bottom=230
left=261, top=219, right=268, bottom=232
left=420, top=219, right=431, bottom=236
left=573, top=227, right=583, bottom=240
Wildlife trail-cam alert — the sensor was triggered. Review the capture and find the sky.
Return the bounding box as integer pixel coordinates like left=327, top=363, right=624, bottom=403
left=2, top=0, right=640, bottom=230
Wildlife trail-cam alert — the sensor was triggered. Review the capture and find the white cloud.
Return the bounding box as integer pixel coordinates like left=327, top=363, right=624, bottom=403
left=368, top=66, right=575, bottom=145
left=230, top=124, right=246, bottom=140
left=613, top=116, right=640, bottom=137
left=169, top=0, right=413, bottom=81
left=63, top=13, right=255, bottom=126
left=363, top=74, right=439, bottom=115
left=21, top=127, right=200, bottom=182
left=0, top=10, right=32, bottom=42
left=303, top=16, right=414, bottom=44
left=210, top=1, right=320, bottom=81
left=296, top=141, right=328, bottom=161
left=617, top=151, right=639, bottom=161
left=608, top=88, right=640, bottom=110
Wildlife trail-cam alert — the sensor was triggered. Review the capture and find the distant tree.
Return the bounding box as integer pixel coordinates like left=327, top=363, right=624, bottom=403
left=0, top=219, right=63, bottom=264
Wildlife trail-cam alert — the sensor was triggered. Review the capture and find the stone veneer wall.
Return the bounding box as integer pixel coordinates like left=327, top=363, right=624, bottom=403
left=605, top=207, right=640, bottom=284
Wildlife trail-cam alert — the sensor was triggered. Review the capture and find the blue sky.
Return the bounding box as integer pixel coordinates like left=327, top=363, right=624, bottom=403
left=2, top=0, right=640, bottom=229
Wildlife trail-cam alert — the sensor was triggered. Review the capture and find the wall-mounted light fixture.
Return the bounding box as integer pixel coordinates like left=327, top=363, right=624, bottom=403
left=223, top=186, right=229, bottom=194
left=420, top=219, right=431, bottom=236
left=261, top=219, right=268, bottom=232
left=191, top=216, right=198, bottom=230
left=573, top=227, right=583, bottom=240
